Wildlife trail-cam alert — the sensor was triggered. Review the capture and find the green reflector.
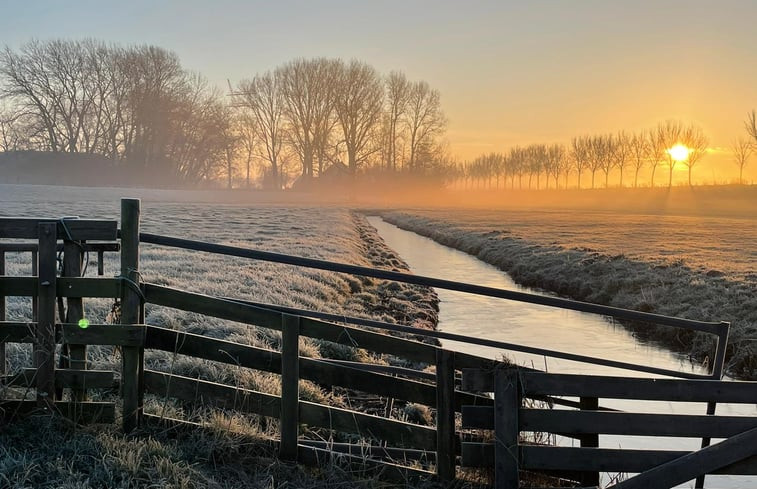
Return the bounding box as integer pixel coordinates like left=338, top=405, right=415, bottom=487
left=78, top=318, right=90, bottom=329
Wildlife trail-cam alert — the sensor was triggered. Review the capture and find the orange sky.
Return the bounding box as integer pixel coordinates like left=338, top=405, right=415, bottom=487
left=3, top=1, right=756, bottom=183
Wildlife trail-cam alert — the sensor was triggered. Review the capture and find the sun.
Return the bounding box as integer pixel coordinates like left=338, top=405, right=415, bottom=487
left=667, top=144, right=690, bottom=162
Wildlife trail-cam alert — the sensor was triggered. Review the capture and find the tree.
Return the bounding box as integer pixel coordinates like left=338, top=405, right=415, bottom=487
left=599, top=134, right=615, bottom=188
left=384, top=71, right=410, bottom=172
left=732, top=137, right=752, bottom=184
left=746, top=110, right=757, bottom=146
left=658, top=120, right=684, bottom=187
left=628, top=132, right=648, bottom=187
left=680, top=124, right=708, bottom=186
left=646, top=128, right=666, bottom=187
left=405, top=80, right=446, bottom=173
left=546, top=144, right=566, bottom=189
left=571, top=136, right=589, bottom=189
left=612, top=131, right=630, bottom=187
left=237, top=71, right=284, bottom=189
left=0, top=101, right=28, bottom=151
left=509, top=146, right=525, bottom=189
left=587, top=135, right=607, bottom=189
left=333, top=60, right=384, bottom=174
left=278, top=58, right=336, bottom=180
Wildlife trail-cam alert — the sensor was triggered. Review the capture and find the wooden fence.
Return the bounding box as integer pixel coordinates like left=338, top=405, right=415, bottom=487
left=1, top=198, right=754, bottom=488
left=461, top=368, right=757, bottom=488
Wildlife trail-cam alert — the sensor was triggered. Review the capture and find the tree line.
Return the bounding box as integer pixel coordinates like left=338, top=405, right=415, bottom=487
left=461, top=115, right=757, bottom=191
left=1, top=39, right=755, bottom=190
left=233, top=58, right=448, bottom=189
left=0, top=39, right=450, bottom=188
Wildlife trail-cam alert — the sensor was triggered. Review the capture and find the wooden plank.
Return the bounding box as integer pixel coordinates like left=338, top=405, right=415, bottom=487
left=454, top=350, right=500, bottom=370
left=61, top=324, right=144, bottom=347
left=462, top=405, right=493, bottom=429
left=0, top=323, right=144, bottom=346
left=0, top=277, right=119, bottom=298
left=520, top=372, right=757, bottom=403
left=0, top=250, right=5, bottom=376
left=494, top=368, right=520, bottom=489
left=610, top=427, right=757, bottom=488
left=521, top=409, right=757, bottom=438
left=32, top=251, right=37, bottom=321
left=299, top=401, right=437, bottom=450
left=143, top=370, right=281, bottom=418
left=461, top=442, right=493, bottom=468
left=35, top=222, right=56, bottom=411
left=145, top=371, right=437, bottom=450
left=697, top=327, right=729, bottom=488
left=0, top=218, right=117, bottom=240
left=143, top=284, right=282, bottom=330
left=435, top=349, right=456, bottom=481
left=120, top=198, right=142, bottom=432
left=279, top=314, right=299, bottom=461
left=0, top=242, right=120, bottom=253
left=0, top=400, right=115, bottom=423
left=144, top=284, right=438, bottom=365
left=4, top=368, right=114, bottom=389
left=63, top=240, right=86, bottom=401
left=145, top=324, right=280, bottom=371
left=579, top=397, right=599, bottom=487
left=145, top=325, right=483, bottom=409
left=462, top=368, right=496, bottom=392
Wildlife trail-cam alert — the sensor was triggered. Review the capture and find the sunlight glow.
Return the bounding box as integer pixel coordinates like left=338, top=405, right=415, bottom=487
left=667, top=144, right=690, bottom=162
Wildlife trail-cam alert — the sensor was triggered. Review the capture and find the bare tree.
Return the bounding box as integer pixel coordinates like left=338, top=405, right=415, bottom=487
left=646, top=128, right=666, bottom=187
left=0, top=101, right=28, bottom=151
left=333, top=60, right=384, bottom=174
left=680, top=124, right=708, bottom=186
left=237, top=71, right=284, bottom=189
left=613, top=131, right=630, bottom=187
left=628, top=132, right=648, bottom=187
left=546, top=144, right=566, bottom=189
left=405, top=80, right=446, bottom=173
left=384, top=71, right=410, bottom=172
left=658, top=120, right=684, bottom=187
left=732, top=137, right=752, bottom=184
left=746, top=110, right=757, bottom=146
left=571, top=136, right=589, bottom=189
left=588, top=135, right=607, bottom=189
left=599, top=134, right=615, bottom=188
left=278, top=58, right=336, bottom=180
left=509, top=146, right=525, bottom=189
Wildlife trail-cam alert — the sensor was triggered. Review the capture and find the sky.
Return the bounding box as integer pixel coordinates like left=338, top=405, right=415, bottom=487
left=1, top=0, right=756, bottom=182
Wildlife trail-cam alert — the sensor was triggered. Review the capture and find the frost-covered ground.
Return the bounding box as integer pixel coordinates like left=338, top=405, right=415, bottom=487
left=382, top=209, right=757, bottom=379
left=0, top=185, right=442, bottom=488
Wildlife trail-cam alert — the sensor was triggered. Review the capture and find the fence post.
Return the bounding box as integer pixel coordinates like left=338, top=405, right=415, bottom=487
left=0, top=251, right=5, bottom=375
left=120, top=198, right=142, bottom=432
left=494, top=368, right=520, bottom=489
left=579, top=396, right=600, bottom=487
left=280, top=314, right=300, bottom=461
left=32, top=250, right=38, bottom=322
left=436, top=348, right=456, bottom=481
left=695, top=322, right=730, bottom=488
left=64, top=240, right=86, bottom=403
left=36, top=222, right=57, bottom=411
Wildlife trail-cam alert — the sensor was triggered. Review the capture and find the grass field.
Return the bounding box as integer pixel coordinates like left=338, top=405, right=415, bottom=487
left=381, top=207, right=757, bottom=379
left=0, top=185, right=441, bottom=488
